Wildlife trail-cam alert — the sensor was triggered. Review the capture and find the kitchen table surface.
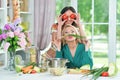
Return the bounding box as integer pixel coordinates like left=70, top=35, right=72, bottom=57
left=0, top=69, right=120, bottom=80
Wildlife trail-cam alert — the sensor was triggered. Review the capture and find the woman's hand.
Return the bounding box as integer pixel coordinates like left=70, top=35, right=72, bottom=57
left=57, top=15, right=67, bottom=27
left=72, top=13, right=87, bottom=41
left=72, top=13, right=81, bottom=26
left=82, top=40, right=91, bottom=51
left=57, top=15, right=67, bottom=40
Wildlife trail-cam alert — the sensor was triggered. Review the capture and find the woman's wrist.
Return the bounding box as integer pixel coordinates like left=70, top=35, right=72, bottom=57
left=78, top=23, right=83, bottom=29
left=85, top=46, right=89, bottom=51
left=58, top=22, right=63, bottom=27
left=57, top=24, right=62, bottom=39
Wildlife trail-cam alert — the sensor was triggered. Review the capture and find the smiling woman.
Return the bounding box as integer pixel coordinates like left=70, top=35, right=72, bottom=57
left=54, top=24, right=93, bottom=69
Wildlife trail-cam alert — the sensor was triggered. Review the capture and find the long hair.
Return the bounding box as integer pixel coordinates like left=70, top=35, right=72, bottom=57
left=60, top=6, right=78, bottom=27
left=60, top=6, right=76, bottom=14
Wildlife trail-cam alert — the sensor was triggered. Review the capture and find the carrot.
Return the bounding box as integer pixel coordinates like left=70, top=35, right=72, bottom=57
left=22, top=65, right=33, bottom=71
left=23, top=68, right=32, bottom=74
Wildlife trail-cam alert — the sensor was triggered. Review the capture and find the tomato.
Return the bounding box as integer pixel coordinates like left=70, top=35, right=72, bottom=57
left=30, top=70, right=37, bottom=74
left=62, top=14, right=68, bottom=21
left=70, top=14, right=76, bottom=19
left=101, top=72, right=109, bottom=77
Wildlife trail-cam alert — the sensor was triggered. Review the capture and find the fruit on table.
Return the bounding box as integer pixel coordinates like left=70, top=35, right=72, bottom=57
left=30, top=70, right=37, bottom=74
left=68, top=64, right=90, bottom=74
left=33, top=66, right=40, bottom=72
left=108, top=62, right=118, bottom=76
left=80, top=64, right=90, bottom=70
left=101, top=72, right=109, bottom=77
left=68, top=69, right=90, bottom=74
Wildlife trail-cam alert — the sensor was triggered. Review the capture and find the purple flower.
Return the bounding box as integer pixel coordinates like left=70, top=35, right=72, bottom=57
left=16, top=26, right=22, bottom=31
left=9, top=23, right=16, bottom=31
left=14, top=18, right=21, bottom=26
left=4, top=24, right=11, bottom=30
left=9, top=21, right=22, bottom=31
left=18, top=33, right=25, bottom=38
left=1, top=33, right=7, bottom=39
left=7, top=32, right=14, bottom=38
left=17, top=38, right=27, bottom=49
left=14, top=29, right=20, bottom=36
left=4, top=42, right=10, bottom=52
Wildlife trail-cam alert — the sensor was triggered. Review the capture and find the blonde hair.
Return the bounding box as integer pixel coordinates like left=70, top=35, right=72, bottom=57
left=61, top=24, right=82, bottom=45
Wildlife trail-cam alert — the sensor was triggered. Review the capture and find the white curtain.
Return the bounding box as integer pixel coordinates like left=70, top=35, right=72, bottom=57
left=34, top=0, right=56, bottom=50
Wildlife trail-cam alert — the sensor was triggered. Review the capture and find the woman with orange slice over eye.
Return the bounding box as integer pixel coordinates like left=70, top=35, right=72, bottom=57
left=46, top=6, right=90, bottom=58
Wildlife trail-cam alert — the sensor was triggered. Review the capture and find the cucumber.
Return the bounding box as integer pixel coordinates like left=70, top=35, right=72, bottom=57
left=15, top=65, right=23, bottom=73
left=108, top=62, right=118, bottom=76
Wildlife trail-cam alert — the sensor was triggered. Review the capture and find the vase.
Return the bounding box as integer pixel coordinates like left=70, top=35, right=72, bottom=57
left=8, top=51, right=16, bottom=71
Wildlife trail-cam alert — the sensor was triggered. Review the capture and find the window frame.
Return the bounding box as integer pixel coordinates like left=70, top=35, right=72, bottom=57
left=71, top=0, right=117, bottom=63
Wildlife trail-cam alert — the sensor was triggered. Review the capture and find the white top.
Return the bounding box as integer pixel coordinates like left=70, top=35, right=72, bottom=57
left=0, top=69, right=120, bottom=80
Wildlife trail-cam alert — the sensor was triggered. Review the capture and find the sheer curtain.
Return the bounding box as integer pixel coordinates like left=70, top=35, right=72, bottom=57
left=34, top=0, right=56, bottom=50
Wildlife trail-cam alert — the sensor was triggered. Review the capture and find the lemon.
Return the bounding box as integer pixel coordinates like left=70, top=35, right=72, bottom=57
left=33, top=66, right=40, bottom=72
left=80, top=64, right=90, bottom=70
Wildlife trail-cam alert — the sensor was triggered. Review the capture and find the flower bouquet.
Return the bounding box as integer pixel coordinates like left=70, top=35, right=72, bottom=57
left=0, top=18, right=31, bottom=70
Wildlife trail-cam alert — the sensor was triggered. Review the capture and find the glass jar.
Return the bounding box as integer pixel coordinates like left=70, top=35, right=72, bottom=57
left=25, top=46, right=38, bottom=64
left=39, top=54, right=48, bottom=72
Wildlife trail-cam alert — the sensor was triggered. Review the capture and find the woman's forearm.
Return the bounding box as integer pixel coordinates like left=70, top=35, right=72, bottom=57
left=57, top=24, right=62, bottom=40
left=78, top=23, right=87, bottom=39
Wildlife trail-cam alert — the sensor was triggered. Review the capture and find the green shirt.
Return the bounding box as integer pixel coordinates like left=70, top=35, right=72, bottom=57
left=55, top=43, right=93, bottom=69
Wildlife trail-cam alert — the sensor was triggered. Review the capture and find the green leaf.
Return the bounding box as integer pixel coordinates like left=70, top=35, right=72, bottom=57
left=14, top=36, right=19, bottom=41
left=6, top=37, right=11, bottom=41
left=0, top=29, right=2, bottom=34
left=13, top=41, right=16, bottom=45
left=91, top=66, right=109, bottom=80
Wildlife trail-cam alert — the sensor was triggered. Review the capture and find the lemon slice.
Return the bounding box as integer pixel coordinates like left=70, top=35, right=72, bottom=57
left=80, top=64, right=90, bottom=70
left=108, top=62, right=118, bottom=76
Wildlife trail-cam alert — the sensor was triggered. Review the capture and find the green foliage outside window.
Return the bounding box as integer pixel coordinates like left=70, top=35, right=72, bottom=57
left=55, top=0, right=120, bottom=38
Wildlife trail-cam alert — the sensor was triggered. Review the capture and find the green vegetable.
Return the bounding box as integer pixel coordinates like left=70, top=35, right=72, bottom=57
left=91, top=67, right=109, bottom=80
left=108, top=62, right=118, bottom=76
left=81, top=66, right=109, bottom=80
left=68, top=34, right=86, bottom=39
left=26, top=62, right=37, bottom=67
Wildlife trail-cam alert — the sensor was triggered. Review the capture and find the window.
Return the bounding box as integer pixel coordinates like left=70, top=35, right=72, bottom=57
left=78, top=0, right=109, bottom=67
left=55, top=0, right=119, bottom=71
left=117, top=0, right=120, bottom=71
